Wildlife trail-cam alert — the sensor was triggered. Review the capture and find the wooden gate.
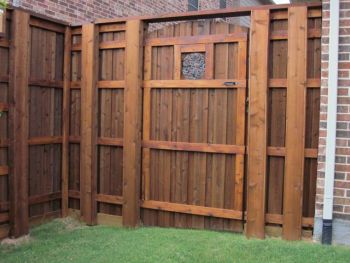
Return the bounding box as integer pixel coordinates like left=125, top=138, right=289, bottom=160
left=141, top=21, right=248, bottom=231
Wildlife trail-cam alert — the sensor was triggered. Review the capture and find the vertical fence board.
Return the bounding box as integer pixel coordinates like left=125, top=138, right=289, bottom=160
left=0, top=9, right=10, bottom=239
left=246, top=10, right=270, bottom=239
left=209, top=23, right=229, bottom=231
left=142, top=45, right=152, bottom=201
left=69, top=29, right=82, bottom=210
left=283, top=6, right=308, bottom=241
left=8, top=10, right=30, bottom=237
left=122, top=20, right=144, bottom=227
left=62, top=27, right=71, bottom=217
left=80, top=24, right=98, bottom=225
left=234, top=39, right=247, bottom=220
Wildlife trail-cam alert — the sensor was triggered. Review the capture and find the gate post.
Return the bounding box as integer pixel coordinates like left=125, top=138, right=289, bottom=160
left=283, top=6, right=308, bottom=241
left=8, top=10, right=30, bottom=238
left=246, top=9, right=270, bottom=239
left=123, top=20, right=144, bottom=227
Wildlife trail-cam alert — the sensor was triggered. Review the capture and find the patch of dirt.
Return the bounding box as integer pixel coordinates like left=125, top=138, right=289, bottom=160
left=1, top=235, right=32, bottom=247
left=60, top=217, right=86, bottom=231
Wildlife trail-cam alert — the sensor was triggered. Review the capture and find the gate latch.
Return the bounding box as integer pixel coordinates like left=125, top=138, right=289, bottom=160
left=224, top=81, right=238, bottom=86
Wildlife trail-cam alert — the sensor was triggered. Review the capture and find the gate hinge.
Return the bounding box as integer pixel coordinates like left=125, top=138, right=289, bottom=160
left=246, top=97, right=249, bottom=113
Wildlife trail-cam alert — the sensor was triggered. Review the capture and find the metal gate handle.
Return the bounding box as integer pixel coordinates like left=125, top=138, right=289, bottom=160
left=223, top=81, right=238, bottom=86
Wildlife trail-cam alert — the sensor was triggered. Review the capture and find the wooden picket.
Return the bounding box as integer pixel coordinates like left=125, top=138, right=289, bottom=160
left=0, top=10, right=11, bottom=239
left=0, top=3, right=321, bottom=241
left=61, top=27, right=71, bottom=218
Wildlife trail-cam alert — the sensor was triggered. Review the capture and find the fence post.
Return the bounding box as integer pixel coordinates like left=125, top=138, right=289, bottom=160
left=8, top=10, right=30, bottom=238
left=80, top=23, right=98, bottom=225
left=246, top=9, right=270, bottom=239
left=62, top=27, right=72, bottom=218
left=283, top=6, right=308, bottom=240
left=123, top=20, right=144, bottom=227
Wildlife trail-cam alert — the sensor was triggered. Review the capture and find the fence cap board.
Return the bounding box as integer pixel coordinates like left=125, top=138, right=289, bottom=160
left=95, top=2, right=321, bottom=24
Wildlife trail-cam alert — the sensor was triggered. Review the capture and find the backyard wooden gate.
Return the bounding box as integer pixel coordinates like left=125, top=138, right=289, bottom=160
left=141, top=21, right=248, bottom=232
left=0, top=3, right=321, bottom=242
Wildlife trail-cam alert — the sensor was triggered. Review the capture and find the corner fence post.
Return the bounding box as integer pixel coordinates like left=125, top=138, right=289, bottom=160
left=246, top=9, right=270, bottom=239
left=8, top=10, right=30, bottom=237
left=122, top=20, right=144, bottom=227
left=80, top=23, right=98, bottom=225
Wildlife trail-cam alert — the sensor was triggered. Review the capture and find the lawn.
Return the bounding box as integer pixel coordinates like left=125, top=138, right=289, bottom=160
left=0, top=219, right=349, bottom=263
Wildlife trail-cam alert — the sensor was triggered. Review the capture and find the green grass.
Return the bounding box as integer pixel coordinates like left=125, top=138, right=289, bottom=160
left=1, top=219, right=349, bottom=263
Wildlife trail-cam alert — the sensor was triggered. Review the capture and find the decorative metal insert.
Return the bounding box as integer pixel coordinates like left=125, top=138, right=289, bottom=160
left=181, top=52, right=206, bottom=80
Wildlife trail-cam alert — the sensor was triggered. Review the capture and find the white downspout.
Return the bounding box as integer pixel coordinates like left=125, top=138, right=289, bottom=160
left=322, top=0, right=339, bottom=245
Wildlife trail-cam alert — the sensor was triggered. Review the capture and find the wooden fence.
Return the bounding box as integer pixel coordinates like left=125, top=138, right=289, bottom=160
left=0, top=10, right=68, bottom=238
left=0, top=2, right=321, bottom=241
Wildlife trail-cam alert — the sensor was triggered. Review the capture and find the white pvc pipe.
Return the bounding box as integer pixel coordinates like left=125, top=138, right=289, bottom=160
left=323, top=0, right=339, bottom=221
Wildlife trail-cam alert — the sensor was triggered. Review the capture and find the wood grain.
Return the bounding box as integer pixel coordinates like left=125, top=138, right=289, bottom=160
left=122, top=20, right=144, bottom=227
left=246, top=10, right=270, bottom=239
left=80, top=23, right=98, bottom=225
left=8, top=10, right=30, bottom=238
left=283, top=6, right=308, bottom=241
left=62, top=27, right=71, bottom=217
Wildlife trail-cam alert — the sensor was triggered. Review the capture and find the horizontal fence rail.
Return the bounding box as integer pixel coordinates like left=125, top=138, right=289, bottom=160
left=0, top=3, right=321, bottom=241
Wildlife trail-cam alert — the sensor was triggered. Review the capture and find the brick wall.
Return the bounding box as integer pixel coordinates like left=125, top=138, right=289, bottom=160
left=9, top=0, right=187, bottom=24
left=316, top=0, right=350, bottom=221
left=9, top=0, right=268, bottom=25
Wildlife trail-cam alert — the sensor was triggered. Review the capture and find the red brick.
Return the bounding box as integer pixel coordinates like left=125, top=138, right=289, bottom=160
left=335, top=181, right=350, bottom=189
left=334, top=188, right=345, bottom=197
left=345, top=206, right=350, bottom=214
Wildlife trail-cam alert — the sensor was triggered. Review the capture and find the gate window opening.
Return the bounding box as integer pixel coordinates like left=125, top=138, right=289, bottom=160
left=182, top=52, right=206, bottom=80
